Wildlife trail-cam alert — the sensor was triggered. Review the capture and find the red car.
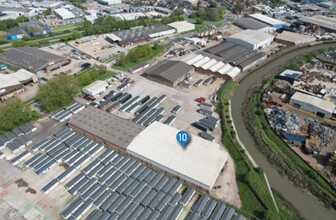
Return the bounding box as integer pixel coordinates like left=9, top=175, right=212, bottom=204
left=84, top=95, right=95, bottom=101
left=195, top=97, right=206, bottom=103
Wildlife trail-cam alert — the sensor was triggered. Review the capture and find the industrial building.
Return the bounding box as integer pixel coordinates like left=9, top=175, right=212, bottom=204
left=275, top=31, right=316, bottom=45
left=97, top=0, right=122, bottom=5
left=68, top=107, right=144, bottom=152
left=234, top=17, right=270, bottom=30
left=183, top=53, right=241, bottom=80
left=127, top=122, right=228, bottom=191
left=0, top=69, right=37, bottom=100
left=54, top=8, right=76, bottom=20
left=7, top=21, right=51, bottom=40
left=290, top=92, right=336, bottom=118
left=168, top=21, right=195, bottom=33
left=226, top=30, right=274, bottom=50
left=31, top=1, right=64, bottom=8
left=143, top=60, right=194, bottom=87
left=0, top=47, right=69, bottom=73
left=277, top=69, right=302, bottom=84
left=128, top=62, right=150, bottom=74
left=82, top=80, right=108, bottom=98
left=299, top=15, right=336, bottom=33
left=106, top=24, right=175, bottom=47
left=248, top=14, right=287, bottom=29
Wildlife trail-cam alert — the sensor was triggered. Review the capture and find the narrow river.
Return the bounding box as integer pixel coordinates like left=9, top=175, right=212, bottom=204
left=231, top=42, right=336, bottom=220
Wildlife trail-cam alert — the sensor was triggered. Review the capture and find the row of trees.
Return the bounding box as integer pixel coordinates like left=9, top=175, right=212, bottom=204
left=189, top=7, right=225, bottom=22
left=0, top=16, right=29, bottom=32
left=0, top=98, right=39, bottom=135
left=82, top=12, right=184, bottom=36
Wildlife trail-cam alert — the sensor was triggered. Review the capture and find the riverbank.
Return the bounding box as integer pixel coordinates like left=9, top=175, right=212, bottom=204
left=230, top=42, right=336, bottom=220
left=242, top=51, right=336, bottom=210
left=217, top=81, right=303, bottom=219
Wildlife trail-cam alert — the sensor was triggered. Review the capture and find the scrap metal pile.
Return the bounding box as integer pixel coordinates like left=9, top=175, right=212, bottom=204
left=265, top=106, right=302, bottom=132
left=304, top=118, right=336, bottom=145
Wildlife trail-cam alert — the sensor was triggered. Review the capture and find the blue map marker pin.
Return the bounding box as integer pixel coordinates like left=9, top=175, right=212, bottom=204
left=176, top=130, right=190, bottom=148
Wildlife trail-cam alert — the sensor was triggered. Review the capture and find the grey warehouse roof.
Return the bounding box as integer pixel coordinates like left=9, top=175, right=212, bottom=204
left=205, top=41, right=252, bottom=63
left=0, top=47, right=65, bottom=73
left=144, top=60, right=194, bottom=84
left=68, top=106, right=144, bottom=149
left=235, top=17, right=270, bottom=30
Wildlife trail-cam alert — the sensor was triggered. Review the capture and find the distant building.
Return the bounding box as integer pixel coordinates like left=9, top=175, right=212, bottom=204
left=0, top=69, right=37, bottom=100
left=290, top=92, right=336, bottom=118
left=0, top=47, right=69, bottom=73
left=227, top=30, right=274, bottom=50
left=82, top=80, right=108, bottom=97
left=31, top=1, right=63, bottom=8
left=275, top=31, right=315, bottom=45
left=97, top=0, right=122, bottom=5
left=6, top=21, right=51, bottom=40
left=143, top=60, right=194, bottom=87
left=299, top=15, right=336, bottom=33
left=249, top=13, right=287, bottom=29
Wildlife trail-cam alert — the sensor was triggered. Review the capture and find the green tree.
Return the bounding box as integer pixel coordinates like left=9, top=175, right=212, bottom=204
left=210, top=1, right=218, bottom=7
left=195, top=18, right=203, bottom=24
left=36, top=74, right=79, bottom=112
left=116, top=52, right=127, bottom=67
left=71, top=30, right=82, bottom=39
left=0, top=97, right=39, bottom=134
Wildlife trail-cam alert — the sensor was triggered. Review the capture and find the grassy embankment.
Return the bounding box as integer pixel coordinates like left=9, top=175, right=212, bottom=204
left=217, top=81, right=276, bottom=219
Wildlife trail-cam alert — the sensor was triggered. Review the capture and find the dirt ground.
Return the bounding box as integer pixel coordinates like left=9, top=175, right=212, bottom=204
left=210, top=155, right=242, bottom=208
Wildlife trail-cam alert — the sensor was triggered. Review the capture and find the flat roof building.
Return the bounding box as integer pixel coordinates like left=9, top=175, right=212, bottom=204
left=249, top=14, right=287, bottom=29
left=227, top=30, right=274, bottom=50
left=82, top=80, right=108, bottom=97
left=168, top=21, right=195, bottom=33
left=97, top=0, right=122, bottom=5
left=54, top=8, right=76, bottom=20
left=290, top=92, right=336, bottom=118
left=106, top=24, right=175, bottom=47
left=275, top=31, right=315, bottom=45
left=299, top=15, right=336, bottom=33
left=277, top=69, right=302, bottom=84
left=234, top=17, right=270, bottom=30
left=126, top=122, right=228, bottom=191
left=68, top=107, right=144, bottom=151
left=0, top=69, right=37, bottom=100
left=0, top=47, right=68, bottom=73
left=143, top=60, right=194, bottom=87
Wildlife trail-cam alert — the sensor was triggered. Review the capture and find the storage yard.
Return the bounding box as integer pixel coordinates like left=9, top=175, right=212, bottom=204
left=0, top=112, right=243, bottom=220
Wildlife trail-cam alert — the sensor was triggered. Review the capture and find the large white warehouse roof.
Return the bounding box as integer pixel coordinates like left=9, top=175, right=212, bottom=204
left=127, top=122, right=228, bottom=191
left=168, top=21, right=195, bottom=33
left=82, top=80, right=108, bottom=97
left=54, top=8, right=75, bottom=20
left=228, top=30, right=274, bottom=47
left=249, top=14, right=286, bottom=27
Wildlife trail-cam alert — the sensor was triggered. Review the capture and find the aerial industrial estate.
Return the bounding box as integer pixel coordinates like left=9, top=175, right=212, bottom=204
left=0, top=0, right=336, bottom=220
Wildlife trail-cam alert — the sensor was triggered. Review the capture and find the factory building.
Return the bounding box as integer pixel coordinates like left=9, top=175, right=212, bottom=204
left=0, top=47, right=69, bottom=73
left=143, top=60, right=194, bottom=87
left=226, top=30, right=274, bottom=50
left=31, top=1, right=64, bottom=8
left=96, top=0, right=122, bottom=5
left=299, top=15, right=336, bottom=33
left=248, top=14, right=287, bottom=29
left=68, top=107, right=144, bottom=153
left=82, top=80, right=108, bottom=98
left=54, top=8, right=76, bottom=20
left=106, top=24, right=175, bottom=47
left=168, top=21, right=195, bottom=33
left=234, top=17, right=270, bottom=30
left=275, top=31, right=316, bottom=45
left=290, top=92, right=336, bottom=118
left=277, top=69, right=302, bottom=84
left=127, top=122, right=228, bottom=191
left=183, top=54, right=241, bottom=80
left=0, top=69, right=37, bottom=100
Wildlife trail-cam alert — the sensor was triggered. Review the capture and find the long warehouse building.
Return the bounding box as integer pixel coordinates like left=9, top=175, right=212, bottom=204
left=127, top=122, right=228, bottom=191
left=68, top=107, right=144, bottom=152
